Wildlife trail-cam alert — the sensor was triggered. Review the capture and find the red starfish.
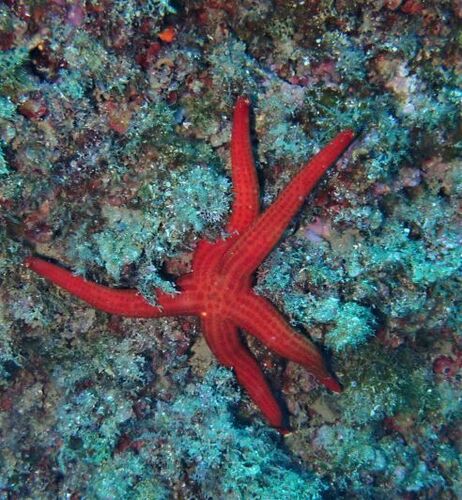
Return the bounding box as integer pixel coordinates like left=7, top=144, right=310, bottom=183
left=25, top=97, right=354, bottom=433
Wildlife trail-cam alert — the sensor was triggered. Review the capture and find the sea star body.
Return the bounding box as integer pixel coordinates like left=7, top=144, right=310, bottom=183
left=25, top=97, right=355, bottom=433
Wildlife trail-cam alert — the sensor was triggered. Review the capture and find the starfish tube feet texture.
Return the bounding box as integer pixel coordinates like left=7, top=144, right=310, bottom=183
left=24, top=96, right=355, bottom=433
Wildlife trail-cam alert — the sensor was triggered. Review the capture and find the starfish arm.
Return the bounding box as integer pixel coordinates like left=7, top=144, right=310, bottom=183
left=202, top=314, right=287, bottom=432
left=231, top=293, right=341, bottom=393
left=223, top=130, right=355, bottom=279
left=192, top=239, right=235, bottom=281
left=226, top=96, right=260, bottom=234
left=25, top=257, right=198, bottom=318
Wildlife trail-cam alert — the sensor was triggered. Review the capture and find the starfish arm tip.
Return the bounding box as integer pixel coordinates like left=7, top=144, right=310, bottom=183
left=348, top=128, right=357, bottom=138
left=24, top=256, right=35, bottom=268
left=236, top=94, right=251, bottom=107
left=336, top=128, right=356, bottom=147
left=323, top=376, right=342, bottom=393
left=344, top=128, right=356, bottom=139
